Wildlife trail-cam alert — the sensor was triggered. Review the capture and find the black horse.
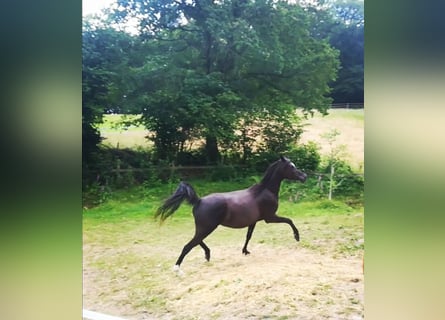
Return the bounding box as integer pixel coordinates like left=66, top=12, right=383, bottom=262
left=155, top=156, right=307, bottom=270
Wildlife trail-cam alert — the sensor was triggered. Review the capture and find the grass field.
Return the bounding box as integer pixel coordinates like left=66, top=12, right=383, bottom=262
left=298, top=109, right=364, bottom=172
left=99, top=114, right=152, bottom=150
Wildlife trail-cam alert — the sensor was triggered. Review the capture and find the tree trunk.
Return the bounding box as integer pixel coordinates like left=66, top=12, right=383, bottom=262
left=205, top=135, right=220, bottom=164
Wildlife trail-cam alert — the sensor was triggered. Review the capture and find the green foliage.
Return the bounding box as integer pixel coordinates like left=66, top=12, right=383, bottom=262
left=206, top=165, right=238, bottom=182
left=83, top=147, right=158, bottom=187
left=300, top=1, right=363, bottom=103
left=83, top=181, right=112, bottom=207
left=101, top=0, right=340, bottom=163
left=328, top=1, right=364, bottom=103
left=246, top=141, right=321, bottom=175
left=176, top=149, right=207, bottom=166
left=277, top=135, right=362, bottom=204
left=287, top=142, right=321, bottom=172
left=83, top=120, right=363, bottom=208
left=319, top=159, right=364, bottom=199
left=82, top=2, right=365, bottom=195
left=280, top=175, right=322, bottom=203
left=82, top=20, right=142, bottom=178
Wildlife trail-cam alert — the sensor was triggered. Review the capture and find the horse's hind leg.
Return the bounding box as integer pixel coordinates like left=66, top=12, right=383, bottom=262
left=200, top=241, right=211, bottom=261
left=174, top=225, right=217, bottom=267
left=175, top=236, right=202, bottom=267
left=242, top=223, right=256, bottom=255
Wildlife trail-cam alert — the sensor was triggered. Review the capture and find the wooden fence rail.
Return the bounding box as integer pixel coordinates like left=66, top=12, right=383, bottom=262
left=330, top=103, right=364, bottom=109
left=109, top=164, right=364, bottom=178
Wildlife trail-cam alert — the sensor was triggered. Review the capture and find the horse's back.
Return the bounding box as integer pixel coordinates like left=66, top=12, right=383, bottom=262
left=192, top=193, right=228, bottom=227
left=200, top=189, right=260, bottom=228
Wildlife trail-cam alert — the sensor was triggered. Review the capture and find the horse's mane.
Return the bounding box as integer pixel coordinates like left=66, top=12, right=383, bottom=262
left=250, top=160, right=283, bottom=196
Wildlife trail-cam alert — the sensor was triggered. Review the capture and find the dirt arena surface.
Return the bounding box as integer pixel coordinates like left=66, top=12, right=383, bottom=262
left=83, top=214, right=364, bottom=319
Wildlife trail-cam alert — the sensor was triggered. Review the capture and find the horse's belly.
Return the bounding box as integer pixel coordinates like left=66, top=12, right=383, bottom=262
left=220, top=206, right=260, bottom=228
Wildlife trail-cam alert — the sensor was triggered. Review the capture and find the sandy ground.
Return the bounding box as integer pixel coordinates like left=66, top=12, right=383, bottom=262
left=83, top=215, right=364, bottom=320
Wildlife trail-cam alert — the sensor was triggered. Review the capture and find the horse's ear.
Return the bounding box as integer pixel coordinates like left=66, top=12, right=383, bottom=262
left=280, top=155, right=286, bottom=161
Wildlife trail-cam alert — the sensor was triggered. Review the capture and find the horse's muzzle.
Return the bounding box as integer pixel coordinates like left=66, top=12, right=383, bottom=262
left=299, top=173, right=307, bottom=182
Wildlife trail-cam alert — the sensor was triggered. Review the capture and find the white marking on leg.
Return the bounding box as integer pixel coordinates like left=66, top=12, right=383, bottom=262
left=172, top=264, right=184, bottom=276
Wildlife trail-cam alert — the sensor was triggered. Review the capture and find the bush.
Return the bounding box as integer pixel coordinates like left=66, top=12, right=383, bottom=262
left=82, top=140, right=363, bottom=208
left=206, top=165, right=238, bottom=181
left=82, top=181, right=112, bottom=208
left=83, top=147, right=158, bottom=188
left=280, top=175, right=325, bottom=202
left=287, top=142, right=321, bottom=172
left=176, top=149, right=207, bottom=165
left=247, top=151, right=281, bottom=172
left=319, top=159, right=364, bottom=199
left=246, top=142, right=321, bottom=174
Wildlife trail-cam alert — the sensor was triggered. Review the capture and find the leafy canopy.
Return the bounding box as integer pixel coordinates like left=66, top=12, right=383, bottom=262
left=107, top=0, right=339, bottom=161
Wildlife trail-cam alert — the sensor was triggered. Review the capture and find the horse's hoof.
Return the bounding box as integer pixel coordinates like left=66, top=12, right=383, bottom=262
left=242, top=249, right=251, bottom=255
left=172, top=265, right=184, bottom=276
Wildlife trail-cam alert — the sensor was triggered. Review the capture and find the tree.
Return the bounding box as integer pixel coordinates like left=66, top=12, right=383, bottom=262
left=82, top=19, right=138, bottom=181
left=110, top=0, right=339, bottom=163
left=328, top=0, right=364, bottom=103
left=320, top=128, right=348, bottom=200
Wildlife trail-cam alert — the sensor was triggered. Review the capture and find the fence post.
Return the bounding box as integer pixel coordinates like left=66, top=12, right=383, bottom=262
left=116, top=159, right=121, bottom=180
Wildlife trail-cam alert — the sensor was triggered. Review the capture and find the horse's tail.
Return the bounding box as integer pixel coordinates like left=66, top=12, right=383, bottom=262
left=155, top=181, right=200, bottom=222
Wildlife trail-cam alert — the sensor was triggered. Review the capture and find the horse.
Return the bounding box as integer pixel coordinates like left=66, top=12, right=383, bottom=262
left=155, top=156, right=307, bottom=270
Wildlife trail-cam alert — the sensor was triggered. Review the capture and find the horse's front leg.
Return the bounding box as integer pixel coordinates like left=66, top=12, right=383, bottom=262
left=264, top=215, right=300, bottom=241
left=242, top=223, right=256, bottom=255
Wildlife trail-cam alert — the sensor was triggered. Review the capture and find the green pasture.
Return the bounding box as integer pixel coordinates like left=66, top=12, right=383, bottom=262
left=99, top=114, right=152, bottom=149
left=83, top=179, right=363, bottom=253
left=83, top=193, right=363, bottom=259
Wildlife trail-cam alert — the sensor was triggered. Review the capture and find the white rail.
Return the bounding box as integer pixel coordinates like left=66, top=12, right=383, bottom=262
left=83, top=309, right=128, bottom=320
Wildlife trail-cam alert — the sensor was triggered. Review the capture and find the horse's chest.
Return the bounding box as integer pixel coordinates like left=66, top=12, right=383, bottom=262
left=258, top=198, right=278, bottom=215
left=253, top=189, right=278, bottom=212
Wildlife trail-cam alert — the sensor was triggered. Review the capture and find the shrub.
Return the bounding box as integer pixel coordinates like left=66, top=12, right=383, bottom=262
left=206, top=165, right=238, bottom=181
left=287, top=142, right=321, bottom=172
left=176, top=149, right=207, bottom=166
left=319, top=159, right=364, bottom=199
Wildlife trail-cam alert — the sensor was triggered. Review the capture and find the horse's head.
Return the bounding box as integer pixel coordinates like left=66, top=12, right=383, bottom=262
left=279, top=156, right=307, bottom=182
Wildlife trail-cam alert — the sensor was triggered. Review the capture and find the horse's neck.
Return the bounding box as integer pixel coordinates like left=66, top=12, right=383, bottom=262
left=258, top=171, right=283, bottom=196
left=264, top=176, right=283, bottom=196
left=257, top=163, right=283, bottom=196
